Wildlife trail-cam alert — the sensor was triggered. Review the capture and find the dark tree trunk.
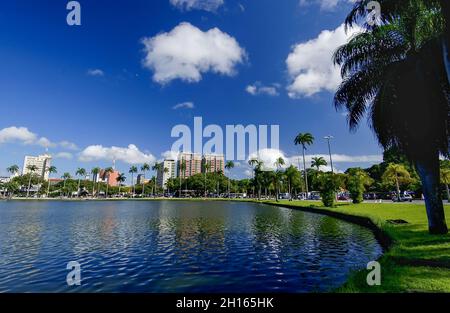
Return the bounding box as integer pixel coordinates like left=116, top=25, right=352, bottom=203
left=441, top=0, right=450, bottom=84
left=415, top=156, right=448, bottom=234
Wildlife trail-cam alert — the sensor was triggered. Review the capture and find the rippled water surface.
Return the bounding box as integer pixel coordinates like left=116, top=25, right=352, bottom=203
left=0, top=200, right=382, bottom=292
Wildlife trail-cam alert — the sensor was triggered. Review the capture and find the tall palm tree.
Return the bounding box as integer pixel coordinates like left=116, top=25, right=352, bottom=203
left=75, top=168, right=86, bottom=197
left=26, top=165, right=38, bottom=198
left=129, top=166, right=138, bottom=197
left=274, top=157, right=286, bottom=201
left=179, top=160, right=186, bottom=197
left=202, top=162, right=211, bottom=197
left=163, top=167, right=170, bottom=194
left=311, top=157, right=327, bottom=171
left=225, top=161, right=235, bottom=197
left=335, top=0, right=449, bottom=233
left=45, top=166, right=57, bottom=197
left=61, top=173, right=71, bottom=197
left=382, top=163, right=412, bottom=200
left=91, top=167, right=100, bottom=198
left=248, top=158, right=260, bottom=198
left=141, top=163, right=151, bottom=196
left=103, top=167, right=114, bottom=198
left=116, top=173, right=126, bottom=195
left=152, top=163, right=162, bottom=197
left=294, top=133, right=315, bottom=196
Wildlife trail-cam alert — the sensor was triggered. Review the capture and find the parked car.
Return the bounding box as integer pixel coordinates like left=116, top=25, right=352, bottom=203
left=392, top=194, right=413, bottom=202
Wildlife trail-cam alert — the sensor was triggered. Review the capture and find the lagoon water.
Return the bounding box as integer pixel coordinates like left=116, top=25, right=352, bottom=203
left=0, top=200, right=382, bottom=293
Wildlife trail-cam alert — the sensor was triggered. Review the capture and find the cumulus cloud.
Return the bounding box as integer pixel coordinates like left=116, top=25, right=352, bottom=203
left=0, top=126, right=57, bottom=148
left=286, top=23, right=361, bottom=98
left=79, top=144, right=156, bottom=165
left=246, top=82, right=280, bottom=96
left=60, top=141, right=79, bottom=151
left=248, top=148, right=287, bottom=172
left=54, top=152, right=73, bottom=160
left=87, top=69, right=105, bottom=77
left=170, top=0, right=224, bottom=12
left=141, top=22, right=246, bottom=84
left=173, top=101, right=195, bottom=110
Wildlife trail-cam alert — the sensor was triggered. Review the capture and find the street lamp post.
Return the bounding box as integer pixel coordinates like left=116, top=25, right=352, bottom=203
left=324, top=136, right=334, bottom=174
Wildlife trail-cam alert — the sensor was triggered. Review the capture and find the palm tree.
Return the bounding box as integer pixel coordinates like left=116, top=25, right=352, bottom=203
left=75, top=168, right=86, bottom=197
left=294, top=133, right=315, bottom=196
left=225, top=161, right=235, bottom=197
left=61, top=173, right=71, bottom=197
left=152, top=163, right=162, bottom=197
left=274, top=157, right=285, bottom=201
left=6, top=165, right=19, bottom=177
left=26, top=165, right=38, bottom=198
left=441, top=168, right=450, bottom=203
left=116, top=173, right=126, bottom=195
left=129, top=166, right=138, bottom=197
left=91, top=167, right=100, bottom=198
left=45, top=166, right=57, bottom=197
left=141, top=163, right=151, bottom=197
left=163, top=167, right=170, bottom=194
left=311, top=157, right=327, bottom=171
left=382, top=164, right=412, bottom=201
left=248, top=158, right=260, bottom=198
left=178, top=160, right=187, bottom=197
left=202, top=162, right=211, bottom=197
left=103, top=167, right=114, bottom=198
left=335, top=0, right=449, bottom=233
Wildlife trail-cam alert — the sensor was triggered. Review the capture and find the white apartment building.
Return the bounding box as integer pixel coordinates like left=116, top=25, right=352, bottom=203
left=22, top=154, right=52, bottom=181
left=156, top=159, right=177, bottom=189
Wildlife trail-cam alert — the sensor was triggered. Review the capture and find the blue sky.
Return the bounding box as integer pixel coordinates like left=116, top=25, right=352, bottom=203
left=0, top=0, right=383, bottom=180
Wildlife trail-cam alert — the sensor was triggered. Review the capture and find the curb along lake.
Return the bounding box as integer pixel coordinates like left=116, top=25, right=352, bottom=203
left=0, top=200, right=382, bottom=292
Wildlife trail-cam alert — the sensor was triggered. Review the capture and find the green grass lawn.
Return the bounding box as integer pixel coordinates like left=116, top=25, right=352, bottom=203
left=259, top=200, right=450, bottom=292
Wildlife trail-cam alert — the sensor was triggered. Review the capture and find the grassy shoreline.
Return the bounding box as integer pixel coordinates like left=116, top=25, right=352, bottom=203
left=2, top=197, right=449, bottom=292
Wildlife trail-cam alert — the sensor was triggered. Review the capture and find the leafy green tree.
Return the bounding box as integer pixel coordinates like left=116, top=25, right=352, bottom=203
left=317, top=173, right=342, bottom=207
left=335, top=0, right=449, bottom=233
left=294, top=133, right=314, bottom=195
left=45, top=166, right=57, bottom=197
left=346, top=168, right=374, bottom=204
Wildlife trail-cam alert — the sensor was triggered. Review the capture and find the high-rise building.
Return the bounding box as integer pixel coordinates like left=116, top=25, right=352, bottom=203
left=157, top=159, right=176, bottom=189
left=202, top=154, right=225, bottom=174
left=178, top=153, right=202, bottom=178
left=22, top=154, right=52, bottom=181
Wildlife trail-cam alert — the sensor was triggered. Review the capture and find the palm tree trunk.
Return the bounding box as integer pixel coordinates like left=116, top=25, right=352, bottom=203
left=47, top=177, right=51, bottom=197
left=415, top=157, right=448, bottom=234
left=395, top=174, right=401, bottom=201
left=77, top=179, right=81, bottom=197
left=302, top=147, right=309, bottom=196
left=27, top=175, right=32, bottom=198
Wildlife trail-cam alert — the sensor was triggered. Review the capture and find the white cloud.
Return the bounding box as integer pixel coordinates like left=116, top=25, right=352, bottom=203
left=87, top=69, right=105, bottom=77
left=54, top=152, right=73, bottom=160
left=248, top=148, right=287, bottom=172
left=79, top=144, right=156, bottom=165
left=286, top=23, right=361, bottom=98
left=170, top=0, right=224, bottom=12
left=0, top=126, right=37, bottom=144
left=141, top=22, right=246, bottom=84
left=246, top=82, right=279, bottom=96
left=35, top=137, right=56, bottom=148
left=59, top=141, right=79, bottom=151
left=173, top=101, right=195, bottom=110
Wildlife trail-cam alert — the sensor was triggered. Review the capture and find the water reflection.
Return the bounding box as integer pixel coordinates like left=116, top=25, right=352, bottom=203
left=0, top=200, right=382, bottom=293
